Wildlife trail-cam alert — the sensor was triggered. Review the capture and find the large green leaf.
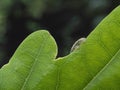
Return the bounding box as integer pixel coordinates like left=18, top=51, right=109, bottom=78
left=1, top=6, right=120, bottom=90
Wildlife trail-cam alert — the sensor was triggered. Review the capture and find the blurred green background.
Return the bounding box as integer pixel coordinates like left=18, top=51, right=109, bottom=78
left=0, top=0, right=119, bottom=67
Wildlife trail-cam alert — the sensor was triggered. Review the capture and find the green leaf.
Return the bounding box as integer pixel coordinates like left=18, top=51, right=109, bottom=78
left=1, top=5, right=120, bottom=90
left=0, top=31, right=57, bottom=90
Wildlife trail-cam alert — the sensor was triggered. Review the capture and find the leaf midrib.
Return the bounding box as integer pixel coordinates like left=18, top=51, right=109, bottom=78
left=21, top=35, right=47, bottom=90
left=83, top=47, right=120, bottom=90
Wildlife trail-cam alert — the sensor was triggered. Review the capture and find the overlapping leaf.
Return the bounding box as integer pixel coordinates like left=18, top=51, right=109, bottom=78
left=1, top=6, right=120, bottom=90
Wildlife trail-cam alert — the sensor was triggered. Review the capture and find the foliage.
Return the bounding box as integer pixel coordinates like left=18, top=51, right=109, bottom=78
left=0, top=6, right=120, bottom=89
left=0, top=0, right=119, bottom=67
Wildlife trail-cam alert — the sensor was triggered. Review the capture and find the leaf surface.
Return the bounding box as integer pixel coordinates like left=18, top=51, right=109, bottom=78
left=1, top=6, right=120, bottom=90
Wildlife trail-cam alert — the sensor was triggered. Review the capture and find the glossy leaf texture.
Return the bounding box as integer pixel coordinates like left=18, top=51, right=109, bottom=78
left=1, top=6, right=120, bottom=90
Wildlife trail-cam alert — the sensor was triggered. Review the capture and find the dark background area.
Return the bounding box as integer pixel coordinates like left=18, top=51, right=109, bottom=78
left=0, top=0, right=120, bottom=67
